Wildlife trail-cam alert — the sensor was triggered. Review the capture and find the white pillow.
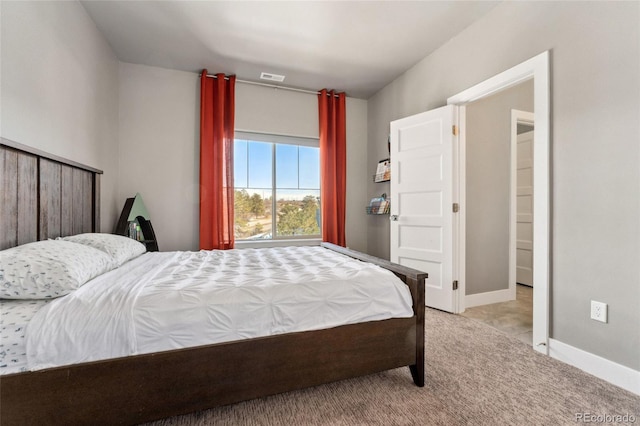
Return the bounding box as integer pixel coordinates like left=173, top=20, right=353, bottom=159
left=61, top=233, right=146, bottom=267
left=0, top=240, right=115, bottom=299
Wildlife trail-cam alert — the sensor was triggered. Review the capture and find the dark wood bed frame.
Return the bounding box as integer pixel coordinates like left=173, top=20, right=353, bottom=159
left=0, top=138, right=427, bottom=426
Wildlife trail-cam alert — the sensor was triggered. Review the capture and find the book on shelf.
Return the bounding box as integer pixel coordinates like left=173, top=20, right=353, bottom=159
left=375, top=159, right=390, bottom=182
left=377, top=200, right=389, bottom=214
left=368, top=196, right=390, bottom=214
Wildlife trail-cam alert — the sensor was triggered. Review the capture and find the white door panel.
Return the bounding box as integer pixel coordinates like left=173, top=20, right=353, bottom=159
left=516, top=130, right=534, bottom=286
left=391, top=105, right=457, bottom=312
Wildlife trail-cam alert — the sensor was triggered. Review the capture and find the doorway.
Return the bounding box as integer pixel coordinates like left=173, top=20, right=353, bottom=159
left=447, top=51, right=550, bottom=354
left=461, top=82, right=534, bottom=306
left=456, top=82, right=535, bottom=345
left=461, top=285, right=533, bottom=345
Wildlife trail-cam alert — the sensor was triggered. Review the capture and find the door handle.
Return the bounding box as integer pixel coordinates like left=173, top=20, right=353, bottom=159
left=390, top=215, right=398, bottom=221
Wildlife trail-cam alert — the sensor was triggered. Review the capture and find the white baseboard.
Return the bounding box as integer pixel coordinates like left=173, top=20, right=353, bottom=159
left=465, top=288, right=514, bottom=309
left=549, top=338, right=640, bottom=396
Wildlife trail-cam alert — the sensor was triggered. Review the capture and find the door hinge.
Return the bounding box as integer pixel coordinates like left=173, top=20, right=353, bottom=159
left=453, top=280, right=459, bottom=290
left=452, top=125, right=458, bottom=136
left=453, top=203, right=459, bottom=213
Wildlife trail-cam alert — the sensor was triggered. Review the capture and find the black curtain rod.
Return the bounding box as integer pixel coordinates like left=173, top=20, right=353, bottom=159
left=202, top=73, right=342, bottom=97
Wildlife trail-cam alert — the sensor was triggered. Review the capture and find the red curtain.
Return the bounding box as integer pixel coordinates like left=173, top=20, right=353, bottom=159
left=200, top=70, right=236, bottom=250
left=318, top=89, right=347, bottom=247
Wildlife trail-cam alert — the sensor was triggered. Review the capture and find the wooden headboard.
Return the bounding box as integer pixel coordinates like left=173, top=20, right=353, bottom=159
left=0, top=138, right=103, bottom=250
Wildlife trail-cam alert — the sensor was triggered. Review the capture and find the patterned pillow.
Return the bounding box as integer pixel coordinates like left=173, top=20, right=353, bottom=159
left=61, top=233, right=146, bottom=267
left=0, top=240, right=115, bottom=299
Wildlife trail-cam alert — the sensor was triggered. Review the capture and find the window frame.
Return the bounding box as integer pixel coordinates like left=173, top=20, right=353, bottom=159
left=233, top=131, right=321, bottom=247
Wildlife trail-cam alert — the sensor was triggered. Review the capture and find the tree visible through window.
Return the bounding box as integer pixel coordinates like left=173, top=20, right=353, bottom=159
left=234, top=133, right=320, bottom=240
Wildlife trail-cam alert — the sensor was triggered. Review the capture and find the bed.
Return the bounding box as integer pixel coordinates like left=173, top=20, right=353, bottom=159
left=0, top=138, right=427, bottom=425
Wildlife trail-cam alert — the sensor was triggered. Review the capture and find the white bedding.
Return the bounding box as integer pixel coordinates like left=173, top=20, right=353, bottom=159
left=0, top=299, right=51, bottom=374
left=25, top=246, right=414, bottom=371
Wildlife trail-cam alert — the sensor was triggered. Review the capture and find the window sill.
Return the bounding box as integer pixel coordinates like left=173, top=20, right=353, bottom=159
left=234, top=238, right=322, bottom=249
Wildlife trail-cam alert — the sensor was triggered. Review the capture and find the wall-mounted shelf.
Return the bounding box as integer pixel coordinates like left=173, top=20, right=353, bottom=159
left=373, top=158, right=390, bottom=183
left=366, top=204, right=390, bottom=215
left=372, top=173, right=390, bottom=183
left=366, top=193, right=390, bottom=215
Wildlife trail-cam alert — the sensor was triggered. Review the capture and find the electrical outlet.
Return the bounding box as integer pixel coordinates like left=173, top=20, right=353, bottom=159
left=590, top=301, right=608, bottom=323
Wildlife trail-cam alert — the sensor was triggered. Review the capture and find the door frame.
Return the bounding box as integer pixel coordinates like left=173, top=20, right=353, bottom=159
left=511, top=110, right=535, bottom=295
left=447, top=51, right=550, bottom=354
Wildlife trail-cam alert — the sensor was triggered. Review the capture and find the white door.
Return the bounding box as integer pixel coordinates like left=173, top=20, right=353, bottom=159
left=390, top=105, right=457, bottom=312
left=516, top=129, right=534, bottom=286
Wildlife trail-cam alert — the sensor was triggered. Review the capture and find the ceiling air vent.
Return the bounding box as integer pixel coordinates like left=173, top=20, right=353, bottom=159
left=260, top=72, right=285, bottom=82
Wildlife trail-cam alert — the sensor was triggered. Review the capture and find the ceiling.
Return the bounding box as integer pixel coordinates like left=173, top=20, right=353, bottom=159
left=81, top=1, right=500, bottom=99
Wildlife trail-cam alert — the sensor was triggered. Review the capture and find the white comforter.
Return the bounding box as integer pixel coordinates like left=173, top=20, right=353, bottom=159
left=26, top=246, right=414, bottom=370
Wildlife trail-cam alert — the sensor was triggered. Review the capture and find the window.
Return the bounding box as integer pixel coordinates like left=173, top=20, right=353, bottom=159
left=234, top=132, right=320, bottom=241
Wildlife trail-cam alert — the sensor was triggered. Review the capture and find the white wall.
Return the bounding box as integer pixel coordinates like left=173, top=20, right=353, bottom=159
left=367, top=1, right=639, bottom=371
left=344, top=97, right=368, bottom=253
left=465, top=80, right=534, bottom=295
left=118, top=64, right=368, bottom=252
left=1, top=1, right=120, bottom=230
left=366, top=94, right=392, bottom=259
left=118, top=63, right=199, bottom=251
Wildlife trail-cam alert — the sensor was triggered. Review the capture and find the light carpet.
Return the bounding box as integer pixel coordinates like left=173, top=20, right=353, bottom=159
left=145, top=308, right=639, bottom=425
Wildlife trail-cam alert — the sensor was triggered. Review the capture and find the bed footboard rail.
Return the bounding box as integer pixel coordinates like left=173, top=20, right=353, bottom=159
left=321, top=243, right=427, bottom=386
